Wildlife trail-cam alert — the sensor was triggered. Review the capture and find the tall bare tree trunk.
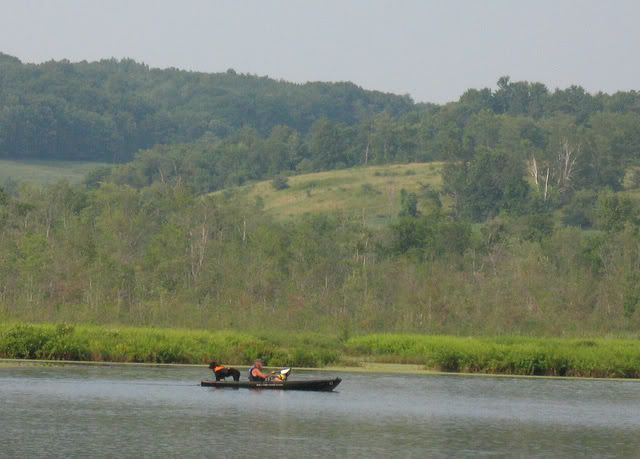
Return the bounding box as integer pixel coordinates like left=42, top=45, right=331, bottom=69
left=543, top=167, right=550, bottom=201
left=190, top=213, right=209, bottom=283
left=364, top=139, right=370, bottom=165
left=528, top=156, right=539, bottom=191
left=557, top=138, right=579, bottom=192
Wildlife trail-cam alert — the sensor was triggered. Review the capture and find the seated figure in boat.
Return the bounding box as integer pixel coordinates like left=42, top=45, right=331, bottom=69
left=209, top=360, right=240, bottom=381
left=248, top=359, right=282, bottom=383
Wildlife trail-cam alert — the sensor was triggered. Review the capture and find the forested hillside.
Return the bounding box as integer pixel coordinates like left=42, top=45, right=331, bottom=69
left=2, top=53, right=640, bottom=189
left=1, top=162, right=640, bottom=335
left=96, top=77, right=640, bottom=196
left=2, top=54, right=640, bottom=336
left=0, top=52, right=412, bottom=161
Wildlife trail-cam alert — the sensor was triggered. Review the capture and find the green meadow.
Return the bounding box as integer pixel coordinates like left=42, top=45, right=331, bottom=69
left=1, top=323, right=639, bottom=378
left=219, top=162, right=444, bottom=227
left=0, top=159, right=109, bottom=185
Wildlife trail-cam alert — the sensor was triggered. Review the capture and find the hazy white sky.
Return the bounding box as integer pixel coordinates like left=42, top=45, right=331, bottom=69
left=1, top=0, right=638, bottom=103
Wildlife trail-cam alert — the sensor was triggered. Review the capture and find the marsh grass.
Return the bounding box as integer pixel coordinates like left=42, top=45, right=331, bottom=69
left=346, top=335, right=640, bottom=378
left=1, top=324, right=638, bottom=378
left=0, top=323, right=341, bottom=367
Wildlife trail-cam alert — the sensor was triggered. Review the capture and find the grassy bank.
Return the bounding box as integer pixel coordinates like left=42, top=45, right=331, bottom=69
left=0, top=323, right=340, bottom=368
left=347, top=335, right=640, bottom=378
left=0, top=323, right=639, bottom=378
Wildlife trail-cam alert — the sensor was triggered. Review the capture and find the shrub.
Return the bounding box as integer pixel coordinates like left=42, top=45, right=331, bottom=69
left=562, top=190, right=597, bottom=228
left=0, top=324, right=53, bottom=359
left=594, top=189, right=637, bottom=232
left=37, top=334, right=91, bottom=361
left=271, top=175, right=289, bottom=190
left=432, top=348, right=464, bottom=372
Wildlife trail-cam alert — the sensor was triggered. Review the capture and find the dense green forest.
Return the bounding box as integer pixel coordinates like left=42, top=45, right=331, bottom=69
left=0, top=53, right=412, bottom=162
left=2, top=54, right=640, bottom=336
left=2, top=53, right=640, bottom=189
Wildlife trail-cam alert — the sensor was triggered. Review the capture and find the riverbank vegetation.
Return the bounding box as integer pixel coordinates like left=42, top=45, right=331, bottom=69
left=347, top=334, right=640, bottom=378
left=1, top=324, right=639, bottom=378
left=0, top=323, right=337, bottom=367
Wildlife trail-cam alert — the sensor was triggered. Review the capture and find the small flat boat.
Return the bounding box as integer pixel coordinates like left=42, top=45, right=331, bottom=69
left=201, top=377, right=341, bottom=392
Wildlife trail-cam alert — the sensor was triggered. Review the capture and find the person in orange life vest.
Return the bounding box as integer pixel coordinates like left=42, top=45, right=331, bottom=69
left=209, top=360, right=240, bottom=381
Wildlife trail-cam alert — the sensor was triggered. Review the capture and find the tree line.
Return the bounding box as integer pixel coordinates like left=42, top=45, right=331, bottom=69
left=2, top=53, right=640, bottom=176
left=0, top=53, right=411, bottom=162
left=72, top=71, right=638, bottom=205
left=1, top=177, right=639, bottom=335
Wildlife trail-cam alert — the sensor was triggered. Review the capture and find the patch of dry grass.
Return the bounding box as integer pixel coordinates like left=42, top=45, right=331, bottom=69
left=217, top=162, right=444, bottom=226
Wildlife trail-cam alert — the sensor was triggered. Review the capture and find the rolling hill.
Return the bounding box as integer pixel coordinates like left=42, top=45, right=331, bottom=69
left=219, top=162, right=443, bottom=226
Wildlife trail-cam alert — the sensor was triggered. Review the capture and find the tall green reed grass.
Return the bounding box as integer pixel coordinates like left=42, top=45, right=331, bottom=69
left=1, top=324, right=638, bottom=378
left=0, top=323, right=340, bottom=367
left=346, top=334, right=640, bottom=378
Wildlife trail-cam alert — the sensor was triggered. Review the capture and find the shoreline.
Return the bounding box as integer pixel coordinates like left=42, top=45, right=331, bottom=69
left=2, top=358, right=639, bottom=382
left=2, top=323, right=640, bottom=379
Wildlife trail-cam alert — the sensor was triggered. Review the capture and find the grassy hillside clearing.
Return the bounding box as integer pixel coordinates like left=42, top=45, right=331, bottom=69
left=0, top=159, right=109, bottom=185
left=219, top=162, right=443, bottom=226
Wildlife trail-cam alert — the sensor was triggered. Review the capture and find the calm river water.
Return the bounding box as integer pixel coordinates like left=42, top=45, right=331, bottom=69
left=1, top=365, right=639, bottom=458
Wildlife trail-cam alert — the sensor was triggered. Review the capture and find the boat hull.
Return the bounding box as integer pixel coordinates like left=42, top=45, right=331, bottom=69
left=201, top=377, right=341, bottom=392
